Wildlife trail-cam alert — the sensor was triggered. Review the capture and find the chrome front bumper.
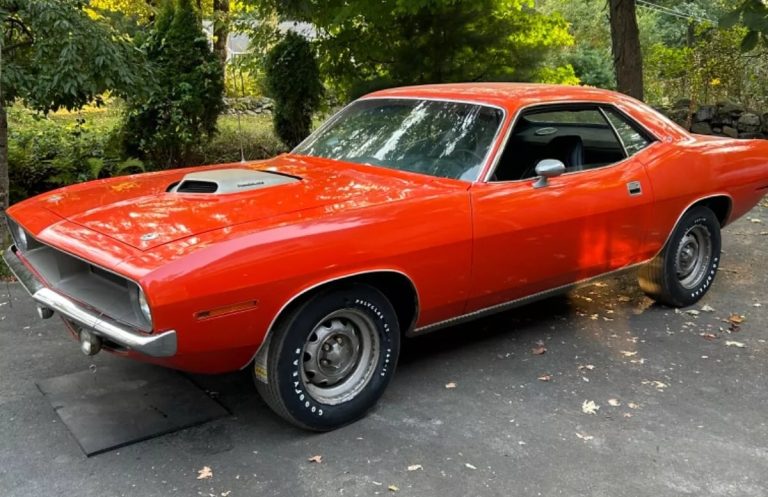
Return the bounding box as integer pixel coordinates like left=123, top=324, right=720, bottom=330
left=2, top=246, right=177, bottom=357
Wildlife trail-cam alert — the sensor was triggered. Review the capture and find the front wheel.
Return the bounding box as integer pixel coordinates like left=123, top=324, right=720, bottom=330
left=638, top=206, right=721, bottom=307
left=254, top=285, right=400, bottom=431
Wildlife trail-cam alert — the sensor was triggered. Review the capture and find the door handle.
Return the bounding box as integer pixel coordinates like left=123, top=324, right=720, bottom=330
left=627, top=181, right=642, bottom=196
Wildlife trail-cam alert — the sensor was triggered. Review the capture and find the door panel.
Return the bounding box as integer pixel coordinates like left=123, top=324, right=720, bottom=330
left=467, top=159, right=654, bottom=312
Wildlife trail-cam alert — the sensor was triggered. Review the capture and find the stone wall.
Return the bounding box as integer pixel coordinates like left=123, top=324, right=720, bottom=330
left=659, top=100, right=768, bottom=139
left=223, top=96, right=274, bottom=116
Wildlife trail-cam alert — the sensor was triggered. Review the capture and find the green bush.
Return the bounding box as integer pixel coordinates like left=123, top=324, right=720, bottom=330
left=7, top=106, right=283, bottom=205
left=265, top=32, right=323, bottom=149
left=7, top=107, right=143, bottom=204
left=122, top=0, right=225, bottom=168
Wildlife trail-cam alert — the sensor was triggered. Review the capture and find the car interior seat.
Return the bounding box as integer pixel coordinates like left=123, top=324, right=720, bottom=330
left=548, top=135, right=584, bottom=172
left=518, top=134, right=585, bottom=179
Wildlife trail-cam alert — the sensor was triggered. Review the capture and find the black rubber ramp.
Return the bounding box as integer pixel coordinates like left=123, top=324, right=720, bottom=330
left=36, top=362, right=229, bottom=456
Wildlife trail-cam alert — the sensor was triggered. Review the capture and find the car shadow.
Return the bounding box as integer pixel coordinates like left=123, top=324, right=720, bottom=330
left=183, top=272, right=658, bottom=437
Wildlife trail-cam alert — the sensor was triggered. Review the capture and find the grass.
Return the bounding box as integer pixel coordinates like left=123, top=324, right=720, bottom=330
left=0, top=232, right=11, bottom=281
left=0, top=260, right=11, bottom=281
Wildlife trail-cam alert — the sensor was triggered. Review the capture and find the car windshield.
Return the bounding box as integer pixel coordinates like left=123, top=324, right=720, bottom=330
left=293, top=98, right=504, bottom=181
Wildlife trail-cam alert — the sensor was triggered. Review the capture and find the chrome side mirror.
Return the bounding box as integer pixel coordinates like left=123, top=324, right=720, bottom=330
left=532, top=159, right=565, bottom=189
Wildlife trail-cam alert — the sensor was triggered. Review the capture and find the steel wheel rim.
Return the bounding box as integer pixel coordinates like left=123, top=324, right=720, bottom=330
left=301, top=309, right=380, bottom=405
left=674, top=224, right=712, bottom=290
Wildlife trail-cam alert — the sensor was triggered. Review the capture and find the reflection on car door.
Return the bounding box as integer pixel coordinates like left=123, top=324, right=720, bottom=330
left=465, top=155, right=655, bottom=314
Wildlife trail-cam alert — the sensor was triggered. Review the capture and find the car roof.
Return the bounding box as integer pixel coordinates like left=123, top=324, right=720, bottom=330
left=365, top=83, right=636, bottom=110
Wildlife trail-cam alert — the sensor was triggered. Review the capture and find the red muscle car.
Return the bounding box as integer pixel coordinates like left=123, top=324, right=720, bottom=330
left=4, top=83, right=768, bottom=430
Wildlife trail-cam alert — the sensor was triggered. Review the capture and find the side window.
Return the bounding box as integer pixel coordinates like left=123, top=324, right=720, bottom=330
left=491, top=106, right=626, bottom=182
left=602, top=108, right=652, bottom=156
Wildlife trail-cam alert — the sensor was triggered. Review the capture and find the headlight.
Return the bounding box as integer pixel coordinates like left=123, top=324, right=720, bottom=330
left=14, top=224, right=28, bottom=251
left=137, top=287, right=152, bottom=324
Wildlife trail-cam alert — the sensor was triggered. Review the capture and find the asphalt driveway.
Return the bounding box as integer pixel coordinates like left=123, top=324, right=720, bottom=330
left=1, top=201, right=767, bottom=497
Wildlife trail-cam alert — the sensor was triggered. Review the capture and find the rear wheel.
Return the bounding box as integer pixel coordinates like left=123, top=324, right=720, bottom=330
left=254, top=285, right=400, bottom=431
left=639, top=206, right=721, bottom=307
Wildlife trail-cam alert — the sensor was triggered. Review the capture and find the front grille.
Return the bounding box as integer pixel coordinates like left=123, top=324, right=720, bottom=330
left=18, top=238, right=150, bottom=331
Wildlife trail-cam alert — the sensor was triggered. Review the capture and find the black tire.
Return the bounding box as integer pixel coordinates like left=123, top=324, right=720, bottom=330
left=254, top=284, right=400, bottom=431
left=638, top=206, right=721, bottom=307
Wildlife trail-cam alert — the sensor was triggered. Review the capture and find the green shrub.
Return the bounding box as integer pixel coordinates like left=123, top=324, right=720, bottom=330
left=265, top=32, right=323, bottom=148
left=122, top=0, right=225, bottom=168
left=7, top=107, right=143, bottom=203
left=8, top=106, right=283, bottom=204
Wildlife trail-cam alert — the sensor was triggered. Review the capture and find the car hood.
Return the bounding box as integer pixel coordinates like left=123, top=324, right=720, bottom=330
left=36, top=155, right=441, bottom=250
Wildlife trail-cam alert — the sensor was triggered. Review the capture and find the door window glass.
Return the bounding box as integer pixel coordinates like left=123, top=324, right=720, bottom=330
left=603, top=108, right=652, bottom=156
left=491, top=106, right=625, bottom=181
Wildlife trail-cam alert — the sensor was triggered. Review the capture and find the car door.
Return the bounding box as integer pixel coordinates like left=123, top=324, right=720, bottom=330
left=464, top=104, right=657, bottom=313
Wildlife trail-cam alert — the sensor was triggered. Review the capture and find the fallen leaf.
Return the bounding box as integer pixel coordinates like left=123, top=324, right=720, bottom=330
left=608, top=398, right=621, bottom=407
left=575, top=433, right=594, bottom=441
left=728, top=314, right=745, bottom=325
left=445, top=382, right=457, bottom=389
left=308, top=455, right=323, bottom=464
left=578, top=364, right=596, bottom=371
left=701, top=304, right=715, bottom=312
left=623, top=413, right=633, bottom=418
left=628, top=402, right=640, bottom=409
left=197, top=466, right=213, bottom=480
left=388, top=485, right=399, bottom=492
left=750, top=218, right=763, bottom=223
left=407, top=464, right=423, bottom=471
left=618, top=295, right=632, bottom=302
left=531, top=346, right=547, bottom=355
left=465, top=463, right=477, bottom=470
left=685, top=309, right=700, bottom=316
left=620, top=350, right=638, bottom=357
left=642, top=380, right=668, bottom=391
left=582, top=400, right=600, bottom=414
left=537, top=373, right=552, bottom=382
left=221, top=492, right=231, bottom=497
left=725, top=340, right=746, bottom=348
left=700, top=332, right=718, bottom=341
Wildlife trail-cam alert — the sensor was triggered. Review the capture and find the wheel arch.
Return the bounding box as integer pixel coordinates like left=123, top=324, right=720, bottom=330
left=652, top=193, right=731, bottom=262
left=243, top=270, right=420, bottom=370
left=692, top=195, right=732, bottom=227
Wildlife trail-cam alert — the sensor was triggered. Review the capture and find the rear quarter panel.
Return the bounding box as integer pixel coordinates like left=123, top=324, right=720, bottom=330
left=640, top=136, right=768, bottom=256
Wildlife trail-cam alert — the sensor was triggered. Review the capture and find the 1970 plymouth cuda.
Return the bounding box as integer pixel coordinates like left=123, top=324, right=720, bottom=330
left=4, top=83, right=768, bottom=430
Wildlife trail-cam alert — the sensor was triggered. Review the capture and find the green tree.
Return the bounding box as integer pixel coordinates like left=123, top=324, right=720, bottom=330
left=720, top=0, right=768, bottom=51
left=122, top=0, right=225, bottom=167
left=265, top=31, right=323, bottom=148
left=0, top=0, right=146, bottom=223
left=263, top=0, right=576, bottom=99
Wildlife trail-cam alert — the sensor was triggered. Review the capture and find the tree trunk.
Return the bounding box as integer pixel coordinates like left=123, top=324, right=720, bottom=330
left=0, top=103, right=9, bottom=244
left=213, top=0, right=230, bottom=66
left=608, top=0, right=644, bottom=100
